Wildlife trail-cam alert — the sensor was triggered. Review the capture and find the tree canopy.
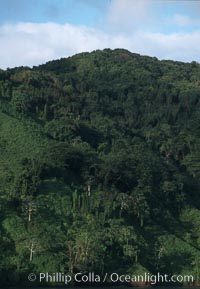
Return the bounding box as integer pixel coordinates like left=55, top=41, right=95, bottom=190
left=0, top=49, right=200, bottom=286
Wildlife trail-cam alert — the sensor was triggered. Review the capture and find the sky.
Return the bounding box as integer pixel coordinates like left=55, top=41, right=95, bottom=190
left=0, top=0, right=200, bottom=69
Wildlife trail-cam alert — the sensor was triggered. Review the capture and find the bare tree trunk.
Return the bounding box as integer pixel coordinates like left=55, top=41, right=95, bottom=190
left=87, top=184, right=91, bottom=196
left=28, top=208, right=32, bottom=222
left=30, top=248, right=33, bottom=261
left=29, top=241, right=35, bottom=261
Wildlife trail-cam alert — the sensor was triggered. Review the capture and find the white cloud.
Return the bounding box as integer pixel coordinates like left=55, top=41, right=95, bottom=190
left=0, top=22, right=110, bottom=68
left=106, top=0, right=152, bottom=32
left=136, top=31, right=200, bottom=61
left=0, top=21, right=200, bottom=69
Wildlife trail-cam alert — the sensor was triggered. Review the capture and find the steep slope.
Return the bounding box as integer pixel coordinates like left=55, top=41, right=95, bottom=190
left=0, top=49, right=199, bottom=285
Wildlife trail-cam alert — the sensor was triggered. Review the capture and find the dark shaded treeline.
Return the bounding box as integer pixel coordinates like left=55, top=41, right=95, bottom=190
left=0, top=49, right=199, bottom=286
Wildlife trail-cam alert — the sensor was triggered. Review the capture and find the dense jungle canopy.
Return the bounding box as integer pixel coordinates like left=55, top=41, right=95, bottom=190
left=0, top=49, right=199, bottom=285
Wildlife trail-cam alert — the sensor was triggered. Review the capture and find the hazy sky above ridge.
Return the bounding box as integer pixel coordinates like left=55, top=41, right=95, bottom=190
left=0, top=0, right=200, bottom=68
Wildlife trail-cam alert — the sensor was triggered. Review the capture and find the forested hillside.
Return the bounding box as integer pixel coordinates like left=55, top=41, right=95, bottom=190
left=0, top=49, right=199, bottom=285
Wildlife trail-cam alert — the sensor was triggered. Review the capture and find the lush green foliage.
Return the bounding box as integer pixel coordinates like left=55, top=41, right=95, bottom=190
left=0, top=49, right=200, bottom=285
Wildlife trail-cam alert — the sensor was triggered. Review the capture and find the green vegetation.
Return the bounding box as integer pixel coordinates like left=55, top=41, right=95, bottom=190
left=0, top=49, right=199, bottom=286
